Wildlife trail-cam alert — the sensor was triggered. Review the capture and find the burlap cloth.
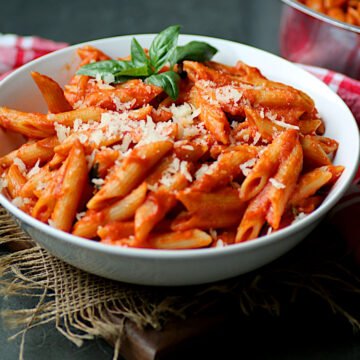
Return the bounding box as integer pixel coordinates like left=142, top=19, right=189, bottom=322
left=0, top=206, right=360, bottom=359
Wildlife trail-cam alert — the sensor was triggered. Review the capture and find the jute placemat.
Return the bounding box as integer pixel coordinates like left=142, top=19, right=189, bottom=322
left=0, top=207, right=359, bottom=360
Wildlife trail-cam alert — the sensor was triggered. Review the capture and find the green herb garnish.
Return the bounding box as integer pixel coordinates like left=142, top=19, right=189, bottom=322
left=76, top=25, right=218, bottom=100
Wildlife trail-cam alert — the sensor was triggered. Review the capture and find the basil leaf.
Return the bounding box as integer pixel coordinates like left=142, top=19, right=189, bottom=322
left=145, top=71, right=180, bottom=100
left=113, top=75, right=134, bottom=84
left=169, top=41, right=218, bottom=67
left=131, top=38, right=151, bottom=69
left=77, top=58, right=150, bottom=82
left=149, top=25, right=180, bottom=72
left=116, top=64, right=150, bottom=77
left=76, top=60, right=130, bottom=79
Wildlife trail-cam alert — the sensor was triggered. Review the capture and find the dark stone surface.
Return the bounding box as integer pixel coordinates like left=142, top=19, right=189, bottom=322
left=1, top=0, right=359, bottom=359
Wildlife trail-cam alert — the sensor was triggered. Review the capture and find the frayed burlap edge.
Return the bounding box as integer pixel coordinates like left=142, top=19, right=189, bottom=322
left=0, top=207, right=360, bottom=359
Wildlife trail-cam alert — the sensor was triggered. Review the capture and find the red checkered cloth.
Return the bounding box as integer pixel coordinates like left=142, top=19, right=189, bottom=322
left=0, top=34, right=359, bottom=259
left=0, top=34, right=67, bottom=80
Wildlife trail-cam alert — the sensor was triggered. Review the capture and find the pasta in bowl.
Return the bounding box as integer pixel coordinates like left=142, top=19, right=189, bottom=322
left=0, top=29, right=358, bottom=285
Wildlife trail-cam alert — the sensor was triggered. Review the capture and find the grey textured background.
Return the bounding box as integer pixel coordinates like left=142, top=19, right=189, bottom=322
left=1, top=0, right=360, bottom=359
left=1, top=0, right=281, bottom=53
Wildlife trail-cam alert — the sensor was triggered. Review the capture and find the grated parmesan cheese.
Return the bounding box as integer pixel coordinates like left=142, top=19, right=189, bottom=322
left=265, top=110, right=300, bottom=130
left=92, top=178, right=105, bottom=187
left=181, top=144, right=194, bottom=151
left=36, top=181, right=46, bottom=192
left=76, top=212, right=86, bottom=221
left=12, top=196, right=30, bottom=208
left=137, top=115, right=171, bottom=146
left=73, top=100, right=84, bottom=109
left=259, top=108, right=265, bottom=119
left=169, top=103, right=201, bottom=139
left=54, top=122, right=71, bottom=142
left=119, top=133, right=132, bottom=153
left=253, top=132, right=261, bottom=145
left=48, top=219, right=56, bottom=228
left=0, top=177, right=8, bottom=192
left=111, top=95, right=136, bottom=112
left=292, top=212, right=307, bottom=224
left=89, top=129, right=104, bottom=146
left=159, top=157, right=180, bottom=187
left=27, top=159, right=41, bottom=178
left=103, top=73, right=115, bottom=84
left=242, top=133, right=250, bottom=142
left=13, top=157, right=26, bottom=174
left=240, top=158, right=257, bottom=177
left=269, top=178, right=286, bottom=189
left=215, top=86, right=242, bottom=104
left=195, top=163, right=210, bottom=180
left=147, top=183, right=159, bottom=192
left=209, top=228, right=217, bottom=240
left=215, top=239, right=225, bottom=248
left=85, top=150, right=97, bottom=170
left=78, top=133, right=89, bottom=144
left=180, top=161, right=192, bottom=182
left=196, top=80, right=216, bottom=89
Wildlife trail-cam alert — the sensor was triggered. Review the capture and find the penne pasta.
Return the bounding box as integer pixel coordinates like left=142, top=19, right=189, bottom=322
left=31, top=72, right=73, bottom=114
left=6, top=164, right=27, bottom=198
left=240, top=129, right=298, bottom=201
left=134, top=162, right=190, bottom=243
left=290, top=165, right=344, bottom=206
left=0, top=107, right=55, bottom=138
left=266, top=141, right=303, bottom=229
left=301, top=135, right=332, bottom=168
left=50, top=140, right=88, bottom=231
left=191, top=146, right=258, bottom=192
left=87, top=141, right=173, bottom=210
left=149, top=229, right=212, bottom=250
left=189, top=85, right=230, bottom=144
left=173, top=187, right=246, bottom=231
left=0, top=136, right=58, bottom=169
left=0, top=39, right=344, bottom=250
left=73, top=182, right=147, bottom=238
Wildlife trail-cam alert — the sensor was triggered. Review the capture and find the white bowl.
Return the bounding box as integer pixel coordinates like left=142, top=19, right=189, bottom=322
left=0, top=35, right=359, bottom=286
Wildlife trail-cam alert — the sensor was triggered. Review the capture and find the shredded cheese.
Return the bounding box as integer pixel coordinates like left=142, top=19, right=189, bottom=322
left=253, top=132, right=261, bottom=145
left=195, top=163, right=211, bottom=180
left=269, top=178, right=286, bottom=189
left=209, top=228, right=217, bottom=240
left=180, top=161, right=192, bottom=182
left=27, top=159, right=41, bottom=178
left=0, top=177, right=8, bottom=192
left=92, top=178, right=105, bottom=187
left=54, top=122, right=71, bottom=142
left=12, top=197, right=30, bottom=208
left=215, top=86, right=242, bottom=104
left=292, top=212, right=307, bottom=224
left=240, top=158, right=257, bottom=177
left=265, top=110, right=300, bottom=130
left=48, top=219, right=56, bottom=228
left=215, top=239, right=225, bottom=248
left=76, top=212, right=86, bottom=221
left=13, top=157, right=26, bottom=174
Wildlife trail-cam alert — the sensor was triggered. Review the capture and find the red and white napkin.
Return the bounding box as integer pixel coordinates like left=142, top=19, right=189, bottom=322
left=0, top=34, right=359, bottom=259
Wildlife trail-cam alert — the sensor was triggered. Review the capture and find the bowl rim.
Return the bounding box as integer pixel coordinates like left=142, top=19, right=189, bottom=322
left=281, top=0, right=360, bottom=34
left=0, top=33, right=359, bottom=260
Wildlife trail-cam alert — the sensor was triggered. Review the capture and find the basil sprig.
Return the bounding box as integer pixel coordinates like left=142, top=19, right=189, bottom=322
left=76, top=25, right=218, bottom=100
